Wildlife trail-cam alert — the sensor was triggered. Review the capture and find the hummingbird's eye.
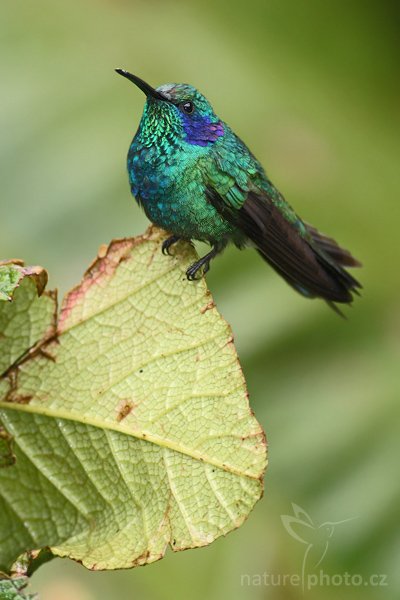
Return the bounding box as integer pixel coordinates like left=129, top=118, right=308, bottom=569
left=181, top=101, right=194, bottom=114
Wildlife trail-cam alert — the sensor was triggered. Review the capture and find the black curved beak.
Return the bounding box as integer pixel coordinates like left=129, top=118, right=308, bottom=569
left=115, top=69, right=168, bottom=101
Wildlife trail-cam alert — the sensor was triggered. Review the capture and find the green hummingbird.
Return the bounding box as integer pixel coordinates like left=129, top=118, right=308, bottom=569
left=116, top=69, right=361, bottom=312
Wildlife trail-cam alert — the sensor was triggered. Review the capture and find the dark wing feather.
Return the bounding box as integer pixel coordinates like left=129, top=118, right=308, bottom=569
left=206, top=186, right=361, bottom=305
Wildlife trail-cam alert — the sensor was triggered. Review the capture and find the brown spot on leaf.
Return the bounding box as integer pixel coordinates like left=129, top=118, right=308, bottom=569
left=3, top=371, right=33, bottom=405
left=37, top=346, right=57, bottom=363
left=0, top=426, right=16, bottom=467
left=11, top=394, right=32, bottom=405
left=200, top=300, right=215, bottom=314
left=146, top=243, right=159, bottom=268
left=97, top=244, right=108, bottom=259
left=116, top=400, right=136, bottom=422
left=131, top=549, right=151, bottom=567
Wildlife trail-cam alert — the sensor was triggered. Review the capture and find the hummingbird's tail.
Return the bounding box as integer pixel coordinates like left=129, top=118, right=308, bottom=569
left=304, top=224, right=361, bottom=269
left=206, top=185, right=362, bottom=313
left=302, top=224, right=362, bottom=315
left=236, top=191, right=361, bottom=311
left=254, top=214, right=362, bottom=314
left=257, top=244, right=360, bottom=312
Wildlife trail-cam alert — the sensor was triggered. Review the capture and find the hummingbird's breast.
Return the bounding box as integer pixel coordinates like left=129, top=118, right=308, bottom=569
left=127, top=136, right=238, bottom=242
left=128, top=137, right=190, bottom=207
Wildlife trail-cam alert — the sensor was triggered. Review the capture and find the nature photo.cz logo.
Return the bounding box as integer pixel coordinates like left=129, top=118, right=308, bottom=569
left=241, top=503, right=388, bottom=592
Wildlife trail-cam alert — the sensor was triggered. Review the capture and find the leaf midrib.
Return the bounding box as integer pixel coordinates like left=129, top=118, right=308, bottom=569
left=0, top=401, right=263, bottom=480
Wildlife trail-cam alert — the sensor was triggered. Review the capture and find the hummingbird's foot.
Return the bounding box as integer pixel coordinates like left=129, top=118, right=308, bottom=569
left=186, top=243, right=224, bottom=281
left=162, top=235, right=181, bottom=256
left=186, top=257, right=210, bottom=281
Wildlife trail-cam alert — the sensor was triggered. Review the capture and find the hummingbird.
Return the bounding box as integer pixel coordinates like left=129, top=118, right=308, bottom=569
left=116, top=69, right=361, bottom=312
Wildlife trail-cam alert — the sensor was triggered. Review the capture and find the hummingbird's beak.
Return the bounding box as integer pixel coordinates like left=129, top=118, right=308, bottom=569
left=115, top=69, right=168, bottom=101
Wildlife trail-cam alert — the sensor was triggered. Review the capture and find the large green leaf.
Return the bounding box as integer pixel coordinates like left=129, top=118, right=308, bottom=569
left=0, top=227, right=267, bottom=572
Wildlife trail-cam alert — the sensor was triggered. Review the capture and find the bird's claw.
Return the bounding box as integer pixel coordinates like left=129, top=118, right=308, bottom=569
left=186, top=259, right=210, bottom=281
left=162, top=235, right=180, bottom=256
left=186, top=243, right=224, bottom=281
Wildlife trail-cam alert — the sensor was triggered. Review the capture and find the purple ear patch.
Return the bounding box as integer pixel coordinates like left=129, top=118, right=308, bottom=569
left=183, top=115, right=224, bottom=146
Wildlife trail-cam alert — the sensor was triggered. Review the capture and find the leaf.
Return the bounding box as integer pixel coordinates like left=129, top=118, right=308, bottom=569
left=0, top=576, right=37, bottom=600
left=0, top=262, right=54, bottom=376
left=0, top=263, right=48, bottom=303
left=0, top=227, right=267, bottom=572
left=0, top=427, right=16, bottom=468
left=0, top=264, right=22, bottom=303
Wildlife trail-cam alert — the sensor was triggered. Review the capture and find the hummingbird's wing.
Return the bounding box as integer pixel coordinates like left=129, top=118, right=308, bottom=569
left=202, top=136, right=361, bottom=307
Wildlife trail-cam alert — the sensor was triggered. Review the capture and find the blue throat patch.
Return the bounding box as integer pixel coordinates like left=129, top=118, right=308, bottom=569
left=182, top=114, right=224, bottom=147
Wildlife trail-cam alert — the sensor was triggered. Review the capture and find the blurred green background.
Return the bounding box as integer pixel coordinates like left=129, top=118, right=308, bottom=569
left=1, top=0, right=399, bottom=598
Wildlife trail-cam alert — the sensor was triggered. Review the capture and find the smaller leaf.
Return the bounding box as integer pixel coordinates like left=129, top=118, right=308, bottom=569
left=10, top=550, right=54, bottom=580
left=0, top=262, right=55, bottom=376
left=0, top=576, right=37, bottom=600
left=0, top=262, right=47, bottom=303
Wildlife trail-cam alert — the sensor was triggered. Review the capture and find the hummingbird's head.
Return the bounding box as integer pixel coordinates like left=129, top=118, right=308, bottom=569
left=116, top=70, right=224, bottom=147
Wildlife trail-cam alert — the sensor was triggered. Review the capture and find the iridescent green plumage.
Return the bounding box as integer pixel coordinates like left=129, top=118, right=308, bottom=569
left=117, top=70, right=361, bottom=310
